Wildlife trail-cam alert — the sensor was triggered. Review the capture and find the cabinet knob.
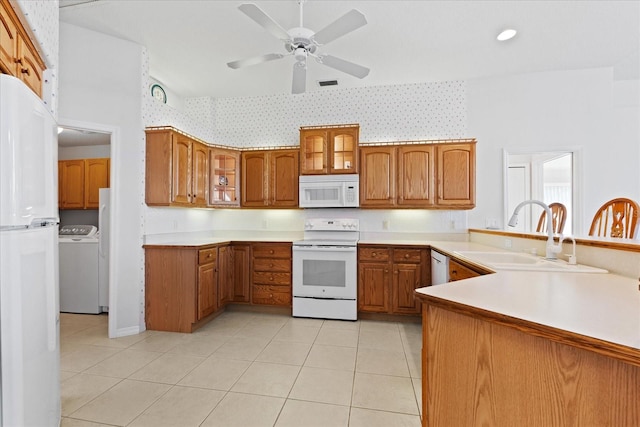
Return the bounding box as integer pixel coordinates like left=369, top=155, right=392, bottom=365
left=269, top=263, right=274, bottom=268
left=372, top=252, right=377, bottom=257
left=269, top=276, right=274, bottom=281
left=14, top=57, right=22, bottom=65
left=21, top=67, right=30, bottom=76
left=384, top=269, right=389, bottom=273
left=207, top=253, right=212, bottom=258
left=404, top=254, right=410, bottom=258
left=269, top=250, right=274, bottom=254
left=269, top=293, right=273, bottom=298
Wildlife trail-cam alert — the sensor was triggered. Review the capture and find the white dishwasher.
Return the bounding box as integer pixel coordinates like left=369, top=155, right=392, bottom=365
left=59, top=225, right=102, bottom=314
left=431, top=250, right=450, bottom=285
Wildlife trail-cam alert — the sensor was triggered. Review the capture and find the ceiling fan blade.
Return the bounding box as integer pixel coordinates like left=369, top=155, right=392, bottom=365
left=317, top=55, right=370, bottom=79
left=227, top=53, right=285, bottom=69
left=238, top=3, right=291, bottom=41
left=292, top=61, right=307, bottom=94
left=312, top=9, right=367, bottom=45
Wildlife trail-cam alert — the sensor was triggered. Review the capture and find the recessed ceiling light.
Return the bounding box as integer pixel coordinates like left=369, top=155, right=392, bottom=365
left=497, top=29, right=517, bottom=41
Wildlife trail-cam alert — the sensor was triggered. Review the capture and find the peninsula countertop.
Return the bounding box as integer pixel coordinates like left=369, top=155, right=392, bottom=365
left=417, top=241, right=640, bottom=366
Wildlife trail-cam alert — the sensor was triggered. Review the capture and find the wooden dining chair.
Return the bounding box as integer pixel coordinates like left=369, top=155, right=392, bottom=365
left=536, top=202, right=567, bottom=234
left=588, top=198, right=639, bottom=239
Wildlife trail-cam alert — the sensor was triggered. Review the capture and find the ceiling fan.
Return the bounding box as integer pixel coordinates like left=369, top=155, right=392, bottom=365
left=227, top=1, right=370, bottom=94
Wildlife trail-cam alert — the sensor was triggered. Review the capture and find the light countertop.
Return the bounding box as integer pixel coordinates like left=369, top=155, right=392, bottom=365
left=419, top=241, right=640, bottom=357
left=143, top=232, right=640, bottom=356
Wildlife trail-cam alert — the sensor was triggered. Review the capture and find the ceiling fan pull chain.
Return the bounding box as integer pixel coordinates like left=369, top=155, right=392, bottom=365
left=299, top=0, right=305, bottom=28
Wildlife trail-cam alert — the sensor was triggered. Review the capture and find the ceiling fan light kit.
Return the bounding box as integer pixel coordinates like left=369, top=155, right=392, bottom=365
left=227, top=1, right=370, bottom=94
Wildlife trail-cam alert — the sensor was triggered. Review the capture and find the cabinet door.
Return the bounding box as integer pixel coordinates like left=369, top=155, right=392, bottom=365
left=360, top=146, right=396, bottom=207
left=191, top=142, right=209, bottom=206
left=392, top=263, right=422, bottom=314
left=84, top=158, right=109, bottom=209
left=271, top=150, right=298, bottom=207
left=0, top=2, right=18, bottom=75
left=210, top=149, right=240, bottom=206
left=397, top=145, right=435, bottom=207
left=437, top=143, right=475, bottom=208
left=329, top=127, right=358, bottom=174
left=231, top=244, right=250, bottom=303
left=16, top=34, right=43, bottom=97
left=241, top=151, right=268, bottom=207
left=449, top=259, right=481, bottom=282
left=300, top=129, right=327, bottom=175
left=197, top=262, right=217, bottom=320
left=358, top=262, right=390, bottom=312
left=59, top=160, right=85, bottom=209
left=172, top=135, right=192, bottom=204
left=217, top=245, right=232, bottom=307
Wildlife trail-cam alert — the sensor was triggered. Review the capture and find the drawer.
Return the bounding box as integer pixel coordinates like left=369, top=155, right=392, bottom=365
left=252, top=285, right=291, bottom=306
left=252, top=244, right=291, bottom=259
left=393, top=248, right=423, bottom=263
left=358, top=247, right=391, bottom=262
left=252, top=271, right=291, bottom=286
left=198, top=248, right=217, bottom=265
left=253, top=258, right=291, bottom=273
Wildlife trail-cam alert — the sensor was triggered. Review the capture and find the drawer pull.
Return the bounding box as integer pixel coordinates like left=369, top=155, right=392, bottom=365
left=21, top=67, right=30, bottom=76
left=404, top=254, right=410, bottom=258
left=270, top=263, right=274, bottom=268
left=269, top=276, right=274, bottom=281
left=372, top=252, right=377, bottom=257
left=269, top=250, right=274, bottom=254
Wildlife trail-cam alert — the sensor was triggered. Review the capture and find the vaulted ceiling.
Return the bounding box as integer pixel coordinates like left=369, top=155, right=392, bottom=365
left=59, top=0, right=640, bottom=99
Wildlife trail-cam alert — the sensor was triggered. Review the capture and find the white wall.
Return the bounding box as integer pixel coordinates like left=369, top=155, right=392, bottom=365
left=58, top=23, right=145, bottom=336
left=467, top=68, right=640, bottom=236
left=59, top=145, right=111, bottom=160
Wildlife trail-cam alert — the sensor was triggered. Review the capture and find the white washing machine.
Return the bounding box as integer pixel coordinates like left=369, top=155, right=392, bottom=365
left=59, top=225, right=103, bottom=314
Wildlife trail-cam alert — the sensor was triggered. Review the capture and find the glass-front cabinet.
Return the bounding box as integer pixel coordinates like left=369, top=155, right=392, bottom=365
left=300, top=124, right=359, bottom=175
left=210, top=148, right=240, bottom=206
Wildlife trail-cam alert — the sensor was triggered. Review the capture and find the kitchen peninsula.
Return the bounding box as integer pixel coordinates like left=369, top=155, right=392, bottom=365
left=415, top=241, right=640, bottom=427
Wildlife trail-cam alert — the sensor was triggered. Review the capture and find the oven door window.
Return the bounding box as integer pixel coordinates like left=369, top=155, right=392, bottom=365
left=303, top=259, right=345, bottom=287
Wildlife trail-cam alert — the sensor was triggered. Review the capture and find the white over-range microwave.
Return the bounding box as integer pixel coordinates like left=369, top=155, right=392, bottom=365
left=298, top=174, right=360, bottom=208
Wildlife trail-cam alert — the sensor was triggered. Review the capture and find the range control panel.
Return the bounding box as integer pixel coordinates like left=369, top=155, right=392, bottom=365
left=304, top=218, right=360, bottom=231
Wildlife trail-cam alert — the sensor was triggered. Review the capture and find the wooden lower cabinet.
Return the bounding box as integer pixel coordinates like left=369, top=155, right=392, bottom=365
left=251, top=243, right=292, bottom=306
left=420, top=303, right=640, bottom=426
left=231, top=243, right=250, bottom=303
left=145, top=245, right=219, bottom=333
left=358, top=245, right=429, bottom=315
left=448, top=258, right=492, bottom=282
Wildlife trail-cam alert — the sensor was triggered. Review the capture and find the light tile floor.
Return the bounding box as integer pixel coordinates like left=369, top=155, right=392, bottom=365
left=60, top=310, right=422, bottom=427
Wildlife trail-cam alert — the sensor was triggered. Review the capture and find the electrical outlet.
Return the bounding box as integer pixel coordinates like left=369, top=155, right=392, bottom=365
left=382, top=220, right=389, bottom=230
left=504, top=238, right=512, bottom=249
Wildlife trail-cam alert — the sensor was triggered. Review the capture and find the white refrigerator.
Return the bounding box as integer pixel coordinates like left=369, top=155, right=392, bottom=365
left=0, top=75, right=61, bottom=426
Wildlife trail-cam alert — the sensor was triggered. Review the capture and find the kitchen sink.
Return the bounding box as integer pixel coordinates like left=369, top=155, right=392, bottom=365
left=453, top=251, right=608, bottom=273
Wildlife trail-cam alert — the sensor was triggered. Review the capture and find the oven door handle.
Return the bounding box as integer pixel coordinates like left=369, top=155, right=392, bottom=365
left=293, top=245, right=357, bottom=252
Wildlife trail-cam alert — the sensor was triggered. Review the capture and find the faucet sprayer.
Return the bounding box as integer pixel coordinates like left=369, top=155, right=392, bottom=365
left=508, top=200, right=562, bottom=260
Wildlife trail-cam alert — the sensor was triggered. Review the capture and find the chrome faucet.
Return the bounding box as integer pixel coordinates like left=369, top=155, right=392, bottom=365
left=559, top=235, right=577, bottom=265
left=508, top=200, right=562, bottom=260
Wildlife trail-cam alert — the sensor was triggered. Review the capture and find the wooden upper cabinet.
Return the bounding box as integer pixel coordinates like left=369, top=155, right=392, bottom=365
left=271, top=150, right=299, bottom=207
left=191, top=142, right=209, bottom=206
left=241, top=149, right=298, bottom=208
left=360, top=146, right=396, bottom=207
left=171, top=135, right=192, bottom=204
left=300, top=125, right=359, bottom=175
left=436, top=143, right=476, bottom=208
left=0, top=0, right=45, bottom=98
left=146, top=129, right=209, bottom=207
left=59, top=160, right=85, bottom=209
left=84, top=158, right=110, bottom=208
left=360, top=144, right=435, bottom=208
left=241, top=151, right=268, bottom=207
left=59, top=158, right=109, bottom=210
left=210, top=148, right=240, bottom=207
left=397, top=145, right=435, bottom=207
left=0, top=1, right=18, bottom=75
